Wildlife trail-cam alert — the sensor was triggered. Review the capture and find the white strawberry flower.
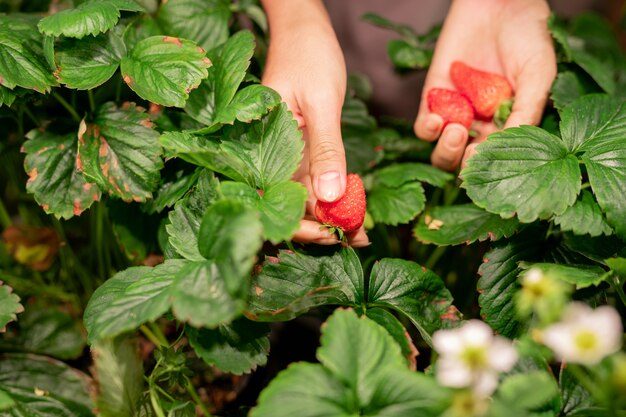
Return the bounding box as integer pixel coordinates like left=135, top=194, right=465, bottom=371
left=542, top=302, right=623, bottom=365
left=433, top=320, right=518, bottom=396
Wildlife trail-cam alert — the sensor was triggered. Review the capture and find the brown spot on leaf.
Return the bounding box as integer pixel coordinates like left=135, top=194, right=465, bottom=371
left=20, top=145, right=25, bottom=153
left=267, top=256, right=279, bottom=264
left=427, top=219, right=444, bottom=230
left=53, top=67, right=61, bottom=80
left=404, top=330, right=419, bottom=371
left=83, top=183, right=92, bottom=191
left=124, top=183, right=130, bottom=192
left=374, top=145, right=384, bottom=152
left=440, top=305, right=462, bottom=322
left=123, top=75, right=133, bottom=85
left=58, top=143, right=65, bottom=150
left=256, top=189, right=265, bottom=197
left=101, top=162, right=110, bottom=177
left=98, top=139, right=108, bottom=157
left=202, top=57, right=211, bottom=66
left=42, top=204, right=49, bottom=211
left=121, top=102, right=131, bottom=110
left=163, top=36, right=182, bottom=46
left=487, top=231, right=495, bottom=240
left=140, top=118, right=154, bottom=128
left=27, top=168, right=38, bottom=184
left=75, top=154, right=83, bottom=171
left=254, top=286, right=263, bottom=296
left=149, top=103, right=162, bottom=115
left=73, top=199, right=82, bottom=216
left=93, top=193, right=100, bottom=202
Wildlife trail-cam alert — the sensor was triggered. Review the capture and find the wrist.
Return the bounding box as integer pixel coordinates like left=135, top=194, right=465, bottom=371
left=261, top=0, right=334, bottom=37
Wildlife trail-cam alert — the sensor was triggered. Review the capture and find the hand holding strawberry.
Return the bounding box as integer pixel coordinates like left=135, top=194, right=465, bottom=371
left=315, top=173, right=366, bottom=236
left=414, top=0, right=556, bottom=172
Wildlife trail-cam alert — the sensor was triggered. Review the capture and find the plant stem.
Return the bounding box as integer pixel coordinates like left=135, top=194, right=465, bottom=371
left=53, top=92, right=81, bottom=122
left=94, top=202, right=106, bottom=280
left=185, top=378, right=212, bottom=417
left=425, top=246, right=446, bottom=270
left=87, top=90, right=96, bottom=112
left=0, top=198, right=12, bottom=228
left=610, top=274, right=626, bottom=307
left=140, top=325, right=164, bottom=347
left=149, top=322, right=169, bottom=346
left=149, top=381, right=167, bottom=417
left=22, top=106, right=39, bottom=127
left=51, top=217, right=93, bottom=296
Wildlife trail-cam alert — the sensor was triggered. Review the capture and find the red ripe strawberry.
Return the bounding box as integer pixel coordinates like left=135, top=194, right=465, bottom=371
left=450, top=61, right=513, bottom=120
left=315, top=174, right=366, bottom=233
left=427, top=88, right=474, bottom=129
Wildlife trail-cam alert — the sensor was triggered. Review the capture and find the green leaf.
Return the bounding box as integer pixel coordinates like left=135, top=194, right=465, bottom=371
left=252, top=363, right=355, bottom=417
left=84, top=260, right=185, bottom=342
left=54, top=31, right=126, bottom=90
left=220, top=181, right=307, bottom=243
left=120, top=36, right=211, bottom=107
left=162, top=104, right=303, bottom=189
left=170, top=261, right=246, bottom=328
left=215, top=103, right=303, bottom=188
left=198, top=199, right=263, bottom=277
left=477, top=232, right=543, bottom=338
left=8, top=307, right=85, bottom=360
left=166, top=170, right=221, bottom=261
left=38, top=0, right=143, bottom=39
left=559, top=95, right=626, bottom=239
left=317, top=309, right=406, bottom=402
left=366, top=259, right=460, bottom=345
left=365, top=308, right=418, bottom=369
left=92, top=337, right=144, bottom=417
left=553, top=190, right=613, bottom=237
left=0, top=354, right=94, bottom=417
left=252, top=309, right=450, bottom=417
left=461, top=126, right=581, bottom=222
left=366, top=162, right=450, bottom=224
left=496, top=371, right=560, bottom=411
left=23, top=130, right=101, bottom=219
left=550, top=71, right=596, bottom=111
left=0, top=283, right=22, bottom=333
left=145, top=169, right=201, bottom=214
left=186, top=319, right=270, bottom=375
left=520, top=262, right=606, bottom=289
left=414, top=204, right=520, bottom=246
left=157, top=0, right=231, bottom=51
left=368, top=181, right=425, bottom=226
left=249, top=248, right=458, bottom=345
left=373, top=162, right=453, bottom=188
left=248, top=247, right=364, bottom=321
left=559, top=94, right=626, bottom=152
left=605, top=257, right=626, bottom=280
left=0, top=86, right=15, bottom=107
left=0, top=23, right=56, bottom=92
left=387, top=39, right=432, bottom=70
left=560, top=366, right=594, bottom=416
left=361, top=13, right=419, bottom=43
left=186, top=31, right=280, bottom=129
left=77, top=102, right=163, bottom=202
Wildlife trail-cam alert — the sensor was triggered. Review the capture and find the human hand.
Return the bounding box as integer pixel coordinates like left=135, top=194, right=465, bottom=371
left=261, top=0, right=369, bottom=247
left=414, top=0, right=557, bottom=171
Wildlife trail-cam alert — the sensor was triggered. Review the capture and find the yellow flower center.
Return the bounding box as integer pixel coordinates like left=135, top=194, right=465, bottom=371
left=574, top=330, right=598, bottom=352
left=461, top=346, right=488, bottom=369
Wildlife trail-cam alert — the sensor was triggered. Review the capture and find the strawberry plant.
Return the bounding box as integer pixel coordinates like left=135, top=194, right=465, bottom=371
left=0, top=2, right=625, bottom=417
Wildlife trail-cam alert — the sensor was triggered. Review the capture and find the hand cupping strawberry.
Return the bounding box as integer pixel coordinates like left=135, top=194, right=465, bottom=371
left=427, top=61, right=513, bottom=129
left=315, top=173, right=366, bottom=236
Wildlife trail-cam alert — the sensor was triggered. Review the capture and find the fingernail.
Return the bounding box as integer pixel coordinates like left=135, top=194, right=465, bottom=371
left=317, top=171, right=342, bottom=202
left=426, top=117, right=442, bottom=132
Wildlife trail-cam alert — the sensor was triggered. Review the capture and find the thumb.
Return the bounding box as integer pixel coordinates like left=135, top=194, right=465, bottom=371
left=302, top=94, right=346, bottom=203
